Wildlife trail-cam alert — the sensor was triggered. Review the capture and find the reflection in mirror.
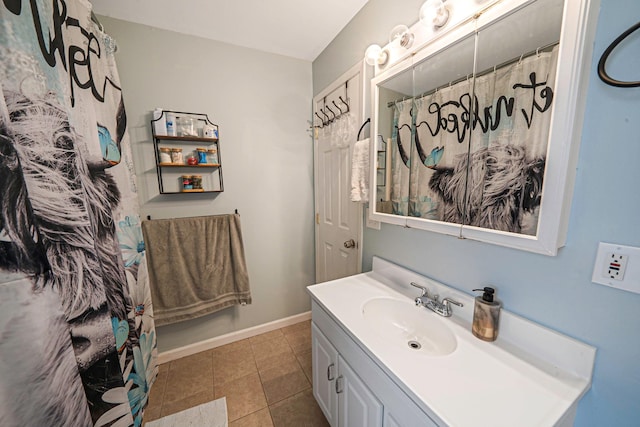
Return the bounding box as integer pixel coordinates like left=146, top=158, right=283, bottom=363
left=464, top=0, right=563, bottom=235
left=375, top=0, right=565, bottom=236
left=369, top=0, right=597, bottom=254
left=376, top=66, right=413, bottom=216
left=410, top=35, right=476, bottom=222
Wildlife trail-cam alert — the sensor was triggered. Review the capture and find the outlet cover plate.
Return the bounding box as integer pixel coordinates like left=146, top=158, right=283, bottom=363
left=592, top=242, right=640, bottom=294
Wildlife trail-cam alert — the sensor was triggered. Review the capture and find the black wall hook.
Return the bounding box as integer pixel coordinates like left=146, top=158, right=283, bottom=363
left=326, top=105, right=336, bottom=121
left=598, top=21, right=640, bottom=88
left=332, top=100, right=343, bottom=115
left=357, top=118, right=370, bottom=141
left=339, top=96, right=350, bottom=113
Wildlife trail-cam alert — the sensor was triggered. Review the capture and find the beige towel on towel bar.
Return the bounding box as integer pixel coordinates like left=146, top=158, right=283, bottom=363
left=142, top=214, right=251, bottom=326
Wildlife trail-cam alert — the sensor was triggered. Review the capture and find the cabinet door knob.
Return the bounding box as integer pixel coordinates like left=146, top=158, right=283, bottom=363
left=327, top=363, right=335, bottom=381
left=335, top=375, right=344, bottom=394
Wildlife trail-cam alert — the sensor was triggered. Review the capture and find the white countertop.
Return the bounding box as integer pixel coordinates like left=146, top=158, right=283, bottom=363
left=307, top=257, right=595, bottom=427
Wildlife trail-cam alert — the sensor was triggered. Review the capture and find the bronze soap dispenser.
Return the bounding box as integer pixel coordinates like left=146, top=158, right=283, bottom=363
left=472, top=287, right=501, bottom=342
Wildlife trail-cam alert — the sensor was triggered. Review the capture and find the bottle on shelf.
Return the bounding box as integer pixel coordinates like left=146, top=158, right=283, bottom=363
left=153, top=108, right=167, bottom=136
left=166, top=112, right=177, bottom=136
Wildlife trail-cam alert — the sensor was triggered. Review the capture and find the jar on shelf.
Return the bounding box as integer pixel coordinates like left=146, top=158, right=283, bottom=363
left=170, top=148, right=183, bottom=164
left=158, top=147, right=171, bottom=164
left=192, top=175, right=203, bottom=190
left=182, top=175, right=193, bottom=190
left=206, top=148, right=218, bottom=164
left=186, top=153, right=198, bottom=165
left=196, top=148, right=207, bottom=164
left=177, top=116, right=196, bottom=137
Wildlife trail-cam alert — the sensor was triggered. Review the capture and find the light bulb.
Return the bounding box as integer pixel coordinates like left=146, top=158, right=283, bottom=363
left=389, top=24, right=414, bottom=49
left=364, top=44, right=389, bottom=66
left=419, top=0, right=450, bottom=29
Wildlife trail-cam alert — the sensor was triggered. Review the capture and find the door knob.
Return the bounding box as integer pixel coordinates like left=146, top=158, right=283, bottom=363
left=344, top=239, right=356, bottom=249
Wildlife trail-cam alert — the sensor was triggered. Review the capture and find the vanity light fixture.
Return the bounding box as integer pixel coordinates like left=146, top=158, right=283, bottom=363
left=364, top=44, right=389, bottom=66
left=419, top=0, right=450, bottom=28
left=389, top=24, right=414, bottom=49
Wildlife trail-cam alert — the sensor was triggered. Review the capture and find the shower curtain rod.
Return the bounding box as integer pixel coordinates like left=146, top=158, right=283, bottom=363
left=387, top=41, right=559, bottom=108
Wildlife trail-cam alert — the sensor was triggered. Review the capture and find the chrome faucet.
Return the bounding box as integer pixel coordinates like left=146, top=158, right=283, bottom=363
left=410, top=282, right=463, bottom=317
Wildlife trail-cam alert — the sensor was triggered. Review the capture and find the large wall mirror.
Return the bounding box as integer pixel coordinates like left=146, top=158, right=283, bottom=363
left=370, top=0, right=599, bottom=255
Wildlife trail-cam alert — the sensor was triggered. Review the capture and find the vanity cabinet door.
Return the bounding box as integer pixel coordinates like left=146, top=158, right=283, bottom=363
left=337, top=355, right=383, bottom=427
left=312, top=323, right=339, bottom=426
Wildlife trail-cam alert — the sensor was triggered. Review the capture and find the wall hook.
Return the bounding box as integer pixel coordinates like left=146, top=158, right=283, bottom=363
left=332, top=100, right=343, bottom=115
left=598, top=21, right=640, bottom=88
left=339, top=96, right=350, bottom=113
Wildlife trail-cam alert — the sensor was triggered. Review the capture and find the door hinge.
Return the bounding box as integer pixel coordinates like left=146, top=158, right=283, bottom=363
left=316, top=213, right=319, bottom=225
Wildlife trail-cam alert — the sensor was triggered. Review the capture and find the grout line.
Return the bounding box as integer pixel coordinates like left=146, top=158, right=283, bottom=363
left=158, top=312, right=311, bottom=364
left=155, top=320, right=311, bottom=425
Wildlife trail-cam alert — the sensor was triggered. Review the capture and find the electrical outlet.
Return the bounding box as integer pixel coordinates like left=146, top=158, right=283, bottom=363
left=592, top=242, right=640, bottom=294
left=605, top=253, right=627, bottom=280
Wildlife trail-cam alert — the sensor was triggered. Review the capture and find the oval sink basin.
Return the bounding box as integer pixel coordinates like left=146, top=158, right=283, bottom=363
left=362, top=297, right=457, bottom=356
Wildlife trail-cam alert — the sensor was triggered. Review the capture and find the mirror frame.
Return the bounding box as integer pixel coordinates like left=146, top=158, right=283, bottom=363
left=369, top=0, right=600, bottom=255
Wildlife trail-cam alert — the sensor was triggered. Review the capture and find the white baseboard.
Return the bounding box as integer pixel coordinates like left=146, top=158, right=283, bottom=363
left=157, top=311, right=312, bottom=365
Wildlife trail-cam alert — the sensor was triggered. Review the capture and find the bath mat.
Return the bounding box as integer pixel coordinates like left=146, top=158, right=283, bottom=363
left=145, top=397, right=228, bottom=427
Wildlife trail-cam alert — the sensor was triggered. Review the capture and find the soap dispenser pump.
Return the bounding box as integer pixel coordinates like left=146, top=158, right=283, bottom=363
left=472, top=287, right=501, bottom=342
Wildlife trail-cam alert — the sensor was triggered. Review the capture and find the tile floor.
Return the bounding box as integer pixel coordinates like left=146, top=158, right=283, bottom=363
left=144, top=320, right=330, bottom=427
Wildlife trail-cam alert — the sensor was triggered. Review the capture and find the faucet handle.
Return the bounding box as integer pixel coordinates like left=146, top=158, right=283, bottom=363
left=410, top=282, right=428, bottom=297
left=442, top=297, right=463, bottom=308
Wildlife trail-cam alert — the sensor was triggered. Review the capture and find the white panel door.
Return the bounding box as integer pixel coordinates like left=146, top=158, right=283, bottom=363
left=314, top=64, right=364, bottom=283
left=312, top=324, right=339, bottom=426
left=337, top=355, right=383, bottom=427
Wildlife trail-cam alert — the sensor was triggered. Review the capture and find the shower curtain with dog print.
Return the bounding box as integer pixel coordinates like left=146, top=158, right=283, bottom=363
left=0, top=1, right=157, bottom=426
left=412, top=47, right=558, bottom=234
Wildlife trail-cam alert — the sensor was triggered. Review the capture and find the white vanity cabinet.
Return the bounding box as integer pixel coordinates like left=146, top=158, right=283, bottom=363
left=308, top=257, right=596, bottom=427
left=312, top=302, right=439, bottom=427
left=312, top=323, right=339, bottom=425
left=312, top=323, right=383, bottom=427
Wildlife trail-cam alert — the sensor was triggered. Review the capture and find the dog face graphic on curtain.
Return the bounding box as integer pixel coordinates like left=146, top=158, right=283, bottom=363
left=0, top=1, right=156, bottom=426
left=0, top=90, right=133, bottom=426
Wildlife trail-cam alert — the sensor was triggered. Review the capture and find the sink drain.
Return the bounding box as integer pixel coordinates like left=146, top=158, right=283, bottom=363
left=408, top=340, right=421, bottom=350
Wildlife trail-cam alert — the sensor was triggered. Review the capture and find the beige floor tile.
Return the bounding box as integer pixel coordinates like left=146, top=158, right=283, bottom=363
left=258, top=355, right=300, bottom=382
left=280, top=320, right=310, bottom=337
left=263, top=370, right=310, bottom=405
left=148, top=368, right=168, bottom=408
left=251, top=335, right=292, bottom=363
left=249, top=329, right=283, bottom=345
left=213, top=348, right=258, bottom=386
left=260, top=358, right=310, bottom=405
left=143, top=403, right=162, bottom=423
left=215, top=373, right=268, bottom=421
left=269, top=389, right=329, bottom=427
left=229, top=407, right=274, bottom=427
left=295, top=350, right=312, bottom=384
left=158, top=363, right=170, bottom=375
left=160, top=389, right=214, bottom=418
left=255, top=348, right=297, bottom=373
left=283, top=327, right=311, bottom=355
left=170, top=350, right=212, bottom=373
left=163, top=361, right=213, bottom=404
left=213, top=339, right=252, bottom=356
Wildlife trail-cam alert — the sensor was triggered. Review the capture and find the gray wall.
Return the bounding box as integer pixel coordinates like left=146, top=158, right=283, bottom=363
left=101, top=16, right=315, bottom=353
left=313, top=0, right=640, bottom=426
left=313, top=0, right=424, bottom=95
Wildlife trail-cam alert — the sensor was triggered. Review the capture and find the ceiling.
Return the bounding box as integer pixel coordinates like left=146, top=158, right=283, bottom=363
left=89, top=0, right=370, bottom=62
